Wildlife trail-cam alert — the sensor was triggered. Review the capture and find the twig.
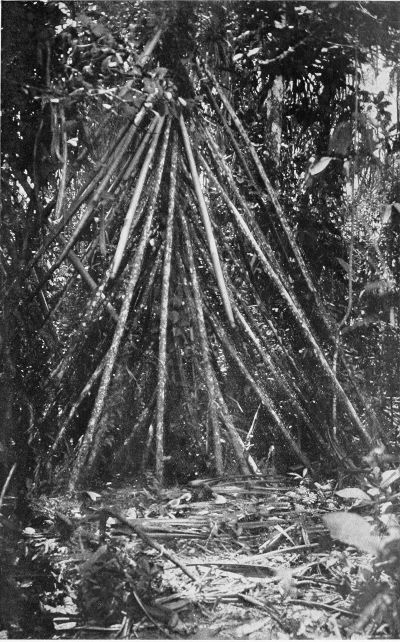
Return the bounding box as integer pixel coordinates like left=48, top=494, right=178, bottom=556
left=0, top=463, right=17, bottom=510
left=288, top=598, right=357, bottom=617
left=255, top=543, right=319, bottom=558
left=239, top=593, right=288, bottom=627
left=133, top=591, right=163, bottom=631
left=74, top=625, right=121, bottom=632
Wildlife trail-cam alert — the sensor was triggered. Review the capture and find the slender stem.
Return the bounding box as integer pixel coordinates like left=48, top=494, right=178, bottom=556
left=202, top=64, right=322, bottom=308
left=28, top=114, right=143, bottom=273
left=198, top=148, right=371, bottom=444
left=179, top=113, right=235, bottom=327
left=155, top=131, right=178, bottom=483
left=32, top=113, right=145, bottom=297
left=332, top=42, right=359, bottom=434
left=53, top=105, right=68, bottom=225
left=70, top=215, right=155, bottom=488
left=202, top=66, right=377, bottom=430
left=207, top=307, right=312, bottom=470
left=177, top=249, right=253, bottom=475
left=201, top=83, right=256, bottom=187
left=79, top=121, right=172, bottom=480
left=0, top=463, right=17, bottom=510
left=210, top=369, right=257, bottom=475
left=49, top=353, right=107, bottom=456
left=111, top=115, right=166, bottom=278
left=122, top=117, right=159, bottom=182
left=180, top=210, right=224, bottom=475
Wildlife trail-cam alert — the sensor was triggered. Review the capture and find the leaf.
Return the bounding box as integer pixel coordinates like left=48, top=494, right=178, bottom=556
left=213, top=494, right=227, bottom=504
left=382, top=204, right=393, bottom=225
left=336, top=257, right=349, bottom=273
left=23, top=527, right=36, bottom=536
left=247, top=47, right=261, bottom=57
left=54, top=621, right=77, bottom=631
left=393, top=203, right=400, bottom=214
left=380, top=469, right=400, bottom=489
left=328, top=121, right=352, bottom=156
left=154, top=67, right=168, bottom=79
left=77, top=13, right=91, bottom=27
left=335, top=487, right=371, bottom=502
left=84, top=490, right=101, bottom=502
left=143, top=78, right=158, bottom=95
left=233, top=620, right=269, bottom=638
left=309, top=156, right=332, bottom=175
left=322, top=512, right=381, bottom=554
left=91, top=22, right=108, bottom=38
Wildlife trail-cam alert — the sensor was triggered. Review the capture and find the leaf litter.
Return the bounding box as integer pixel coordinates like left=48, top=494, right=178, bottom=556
left=3, top=471, right=400, bottom=639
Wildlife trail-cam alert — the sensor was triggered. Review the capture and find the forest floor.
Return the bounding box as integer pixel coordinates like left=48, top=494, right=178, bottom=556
left=1, top=471, right=399, bottom=639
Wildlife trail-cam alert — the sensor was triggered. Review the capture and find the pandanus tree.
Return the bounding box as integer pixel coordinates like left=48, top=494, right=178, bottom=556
left=3, top=1, right=399, bottom=492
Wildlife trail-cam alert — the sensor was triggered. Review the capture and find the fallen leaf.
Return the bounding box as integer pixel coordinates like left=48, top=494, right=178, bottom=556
left=323, top=512, right=381, bottom=555
left=335, top=487, right=371, bottom=502
left=380, top=469, right=400, bottom=489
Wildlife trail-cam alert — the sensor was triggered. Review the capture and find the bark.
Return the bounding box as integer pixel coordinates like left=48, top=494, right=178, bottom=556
left=50, top=181, right=155, bottom=386
left=122, top=117, right=159, bottom=182
left=85, top=126, right=172, bottom=473
left=155, top=132, right=178, bottom=482
left=49, top=259, right=117, bottom=385
left=192, top=217, right=334, bottom=456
